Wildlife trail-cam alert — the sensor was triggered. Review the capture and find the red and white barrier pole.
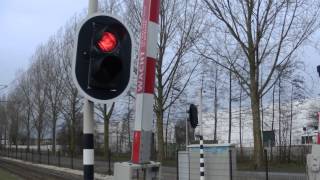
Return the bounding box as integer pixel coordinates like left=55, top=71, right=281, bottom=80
left=317, top=112, right=320, bottom=144
left=132, top=0, right=160, bottom=164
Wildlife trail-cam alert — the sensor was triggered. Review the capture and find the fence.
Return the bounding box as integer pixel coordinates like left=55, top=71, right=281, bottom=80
left=0, top=146, right=82, bottom=170
left=236, top=145, right=311, bottom=164
left=0, top=145, right=309, bottom=180
left=176, top=148, right=308, bottom=180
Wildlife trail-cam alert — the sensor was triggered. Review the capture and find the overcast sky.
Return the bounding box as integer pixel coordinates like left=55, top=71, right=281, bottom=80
left=0, top=0, right=88, bottom=90
left=0, top=0, right=319, bottom=96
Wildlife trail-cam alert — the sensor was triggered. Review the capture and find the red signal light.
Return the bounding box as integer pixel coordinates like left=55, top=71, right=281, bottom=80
left=97, top=32, right=117, bottom=52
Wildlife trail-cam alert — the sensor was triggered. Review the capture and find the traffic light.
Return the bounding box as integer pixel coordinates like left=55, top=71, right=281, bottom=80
left=72, top=14, right=134, bottom=103
left=188, top=104, right=198, bottom=129
left=317, top=65, right=320, bottom=77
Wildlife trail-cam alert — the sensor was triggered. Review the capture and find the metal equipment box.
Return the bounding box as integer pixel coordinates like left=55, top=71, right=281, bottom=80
left=179, top=144, right=236, bottom=180
left=114, top=161, right=161, bottom=180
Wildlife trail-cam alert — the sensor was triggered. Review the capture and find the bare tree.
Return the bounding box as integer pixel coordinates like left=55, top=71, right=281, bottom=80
left=96, top=102, right=115, bottom=159
left=0, top=96, right=8, bottom=148
left=43, top=36, right=64, bottom=153
left=59, top=18, right=83, bottom=155
left=155, top=0, right=203, bottom=162
left=6, top=89, right=23, bottom=149
left=29, top=46, right=50, bottom=153
left=201, top=0, right=320, bottom=167
left=17, top=73, right=34, bottom=152
left=287, top=75, right=306, bottom=162
left=228, top=69, right=232, bottom=143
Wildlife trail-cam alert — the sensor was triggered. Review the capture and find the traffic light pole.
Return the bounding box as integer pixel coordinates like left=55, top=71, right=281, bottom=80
left=83, top=1, right=98, bottom=180
left=83, top=100, right=95, bottom=180
left=199, top=76, right=205, bottom=180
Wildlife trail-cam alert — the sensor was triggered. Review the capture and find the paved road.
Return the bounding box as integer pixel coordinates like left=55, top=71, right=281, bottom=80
left=0, top=157, right=81, bottom=180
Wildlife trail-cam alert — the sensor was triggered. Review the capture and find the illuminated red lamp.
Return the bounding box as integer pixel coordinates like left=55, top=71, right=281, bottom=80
left=97, top=32, right=117, bottom=52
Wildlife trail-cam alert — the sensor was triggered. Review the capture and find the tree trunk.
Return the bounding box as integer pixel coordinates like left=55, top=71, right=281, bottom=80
left=104, top=104, right=109, bottom=159
left=37, top=129, right=41, bottom=153
left=27, top=109, right=31, bottom=152
left=103, top=102, right=114, bottom=157
left=52, top=113, right=57, bottom=154
left=127, top=98, right=131, bottom=151
left=4, top=128, right=7, bottom=147
left=271, top=85, right=276, bottom=161
left=288, top=84, right=293, bottom=163
left=251, top=91, right=263, bottom=168
left=213, top=65, right=218, bottom=143
left=70, top=98, right=76, bottom=156
left=261, top=96, right=264, bottom=132
left=37, top=112, right=43, bottom=154
left=156, top=110, right=164, bottom=162
left=165, top=108, right=171, bottom=158
left=278, top=78, right=282, bottom=161
left=239, top=84, right=243, bottom=160
left=250, top=63, right=263, bottom=168
left=228, top=69, right=232, bottom=143
left=165, top=93, right=173, bottom=158
left=116, top=128, right=119, bottom=154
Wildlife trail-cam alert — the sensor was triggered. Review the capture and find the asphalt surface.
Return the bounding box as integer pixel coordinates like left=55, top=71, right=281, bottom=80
left=0, top=157, right=81, bottom=180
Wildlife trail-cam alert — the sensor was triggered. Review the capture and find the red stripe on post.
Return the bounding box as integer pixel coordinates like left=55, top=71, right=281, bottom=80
left=144, top=58, right=156, bottom=93
left=132, top=131, right=141, bottom=163
left=149, top=0, right=160, bottom=23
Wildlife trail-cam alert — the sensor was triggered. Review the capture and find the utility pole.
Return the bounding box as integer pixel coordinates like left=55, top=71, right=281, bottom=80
left=83, top=1, right=98, bottom=180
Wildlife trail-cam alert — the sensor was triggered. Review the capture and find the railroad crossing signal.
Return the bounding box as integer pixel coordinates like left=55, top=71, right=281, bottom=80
left=72, top=14, right=134, bottom=103
left=188, top=104, right=198, bottom=129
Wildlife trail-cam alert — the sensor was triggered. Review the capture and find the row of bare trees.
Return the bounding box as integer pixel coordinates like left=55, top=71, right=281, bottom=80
left=0, top=15, right=82, bottom=156
left=0, top=0, right=320, bottom=169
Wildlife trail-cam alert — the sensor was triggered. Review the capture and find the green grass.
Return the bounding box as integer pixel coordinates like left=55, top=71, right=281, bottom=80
left=0, top=168, right=20, bottom=180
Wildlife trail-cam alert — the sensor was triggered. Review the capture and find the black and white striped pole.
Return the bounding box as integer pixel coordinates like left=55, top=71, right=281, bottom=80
left=83, top=1, right=97, bottom=180
left=199, top=76, right=205, bottom=180
left=200, top=136, right=205, bottom=180
left=83, top=100, right=95, bottom=180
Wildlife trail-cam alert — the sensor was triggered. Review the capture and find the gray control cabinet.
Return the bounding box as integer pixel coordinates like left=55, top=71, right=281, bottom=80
left=307, top=145, right=320, bottom=180
left=179, top=144, right=236, bottom=180
left=114, top=161, right=161, bottom=180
